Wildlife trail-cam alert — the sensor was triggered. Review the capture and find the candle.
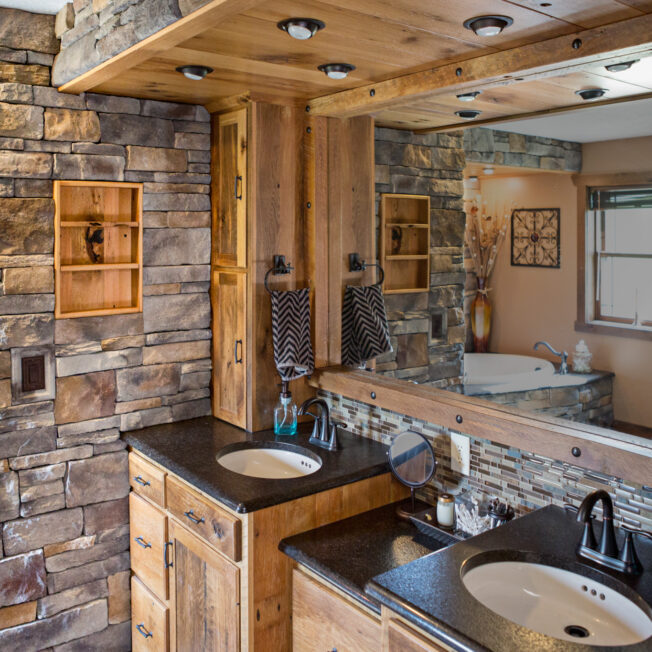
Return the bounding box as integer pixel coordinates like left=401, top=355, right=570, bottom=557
left=437, top=493, right=455, bottom=528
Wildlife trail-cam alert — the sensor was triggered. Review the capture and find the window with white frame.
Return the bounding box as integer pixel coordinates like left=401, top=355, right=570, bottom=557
left=585, top=185, right=652, bottom=331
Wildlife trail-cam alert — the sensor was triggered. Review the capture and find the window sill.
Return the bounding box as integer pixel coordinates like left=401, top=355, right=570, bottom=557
left=575, top=320, right=652, bottom=341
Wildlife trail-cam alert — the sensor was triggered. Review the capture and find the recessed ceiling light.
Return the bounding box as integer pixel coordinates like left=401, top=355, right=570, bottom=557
left=318, top=63, right=355, bottom=80
left=468, top=176, right=478, bottom=182
left=176, top=65, right=213, bottom=81
left=605, top=60, right=638, bottom=72
left=277, top=18, right=325, bottom=40
left=463, top=15, right=513, bottom=37
left=575, top=88, right=607, bottom=101
left=457, top=91, right=481, bottom=102
left=455, top=110, right=481, bottom=120
left=483, top=167, right=494, bottom=175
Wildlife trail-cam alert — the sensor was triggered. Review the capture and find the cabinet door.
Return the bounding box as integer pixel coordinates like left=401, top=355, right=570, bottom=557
left=211, top=270, right=247, bottom=428
left=293, top=569, right=381, bottom=652
left=169, top=519, right=240, bottom=652
left=132, top=576, right=169, bottom=652
left=214, top=109, right=247, bottom=268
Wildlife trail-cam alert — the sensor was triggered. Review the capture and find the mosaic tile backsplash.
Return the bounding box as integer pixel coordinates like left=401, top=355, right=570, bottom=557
left=322, top=391, right=652, bottom=531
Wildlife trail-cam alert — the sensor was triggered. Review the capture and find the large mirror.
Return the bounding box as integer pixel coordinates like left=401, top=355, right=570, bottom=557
left=370, top=96, right=652, bottom=443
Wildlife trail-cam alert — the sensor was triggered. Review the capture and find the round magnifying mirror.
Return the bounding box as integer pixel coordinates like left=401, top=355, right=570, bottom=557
left=388, top=431, right=436, bottom=516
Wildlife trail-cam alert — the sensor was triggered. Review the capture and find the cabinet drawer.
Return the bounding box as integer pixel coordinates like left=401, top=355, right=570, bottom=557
left=386, top=617, right=450, bottom=652
left=132, top=576, right=169, bottom=652
left=130, top=453, right=165, bottom=507
left=130, top=492, right=169, bottom=600
left=293, top=569, right=380, bottom=652
left=166, top=475, right=241, bottom=562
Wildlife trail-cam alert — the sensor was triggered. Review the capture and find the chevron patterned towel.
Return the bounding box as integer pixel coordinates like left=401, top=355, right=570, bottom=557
left=270, top=288, right=315, bottom=382
left=342, top=283, right=392, bottom=366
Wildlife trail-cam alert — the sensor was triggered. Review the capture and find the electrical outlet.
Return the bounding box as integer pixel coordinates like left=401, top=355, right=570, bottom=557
left=451, top=432, right=470, bottom=476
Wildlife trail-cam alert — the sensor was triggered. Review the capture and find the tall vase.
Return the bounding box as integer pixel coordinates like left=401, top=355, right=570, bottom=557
left=471, top=277, right=492, bottom=353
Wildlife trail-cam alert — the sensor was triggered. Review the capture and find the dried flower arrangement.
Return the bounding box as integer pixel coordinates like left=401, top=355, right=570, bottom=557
left=465, top=201, right=509, bottom=282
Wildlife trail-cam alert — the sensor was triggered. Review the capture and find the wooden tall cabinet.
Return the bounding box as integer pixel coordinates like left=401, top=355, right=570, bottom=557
left=210, top=103, right=308, bottom=431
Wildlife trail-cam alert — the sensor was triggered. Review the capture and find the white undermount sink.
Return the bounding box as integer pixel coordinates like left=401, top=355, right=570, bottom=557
left=462, top=561, right=652, bottom=646
left=216, top=445, right=322, bottom=479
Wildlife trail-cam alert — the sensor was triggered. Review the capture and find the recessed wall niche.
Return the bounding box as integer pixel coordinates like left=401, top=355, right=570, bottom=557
left=11, top=346, right=55, bottom=404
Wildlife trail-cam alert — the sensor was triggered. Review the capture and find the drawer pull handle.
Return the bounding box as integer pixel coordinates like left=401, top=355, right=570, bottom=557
left=234, top=339, right=243, bottom=364
left=136, top=623, right=153, bottom=639
left=134, top=475, right=150, bottom=487
left=184, top=509, right=205, bottom=525
left=134, top=536, right=151, bottom=549
left=164, top=541, right=173, bottom=569
left=235, top=175, right=243, bottom=200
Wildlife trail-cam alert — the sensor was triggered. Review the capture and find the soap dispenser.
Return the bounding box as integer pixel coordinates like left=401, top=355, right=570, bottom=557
left=274, top=382, right=298, bottom=436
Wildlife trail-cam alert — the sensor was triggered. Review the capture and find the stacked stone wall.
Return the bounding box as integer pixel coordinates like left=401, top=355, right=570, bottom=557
left=52, top=0, right=214, bottom=86
left=0, top=8, right=211, bottom=649
left=374, top=127, right=466, bottom=387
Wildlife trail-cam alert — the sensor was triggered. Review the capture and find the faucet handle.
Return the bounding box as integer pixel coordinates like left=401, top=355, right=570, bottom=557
left=619, top=525, right=649, bottom=574
left=622, top=525, right=652, bottom=541
left=563, top=504, right=578, bottom=514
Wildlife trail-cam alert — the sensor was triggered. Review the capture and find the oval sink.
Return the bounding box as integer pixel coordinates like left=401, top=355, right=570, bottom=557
left=216, top=443, right=322, bottom=479
left=462, top=560, right=652, bottom=646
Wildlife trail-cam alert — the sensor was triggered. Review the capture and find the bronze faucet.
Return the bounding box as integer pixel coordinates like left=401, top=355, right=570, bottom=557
left=298, top=398, right=340, bottom=451
left=574, top=490, right=651, bottom=575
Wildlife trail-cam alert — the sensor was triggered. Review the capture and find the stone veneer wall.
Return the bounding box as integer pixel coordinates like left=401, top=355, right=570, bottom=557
left=374, top=127, right=466, bottom=387
left=464, top=127, right=582, bottom=172
left=322, top=391, right=652, bottom=531
left=52, top=0, right=213, bottom=86
left=0, top=8, right=211, bottom=649
left=472, top=374, right=614, bottom=428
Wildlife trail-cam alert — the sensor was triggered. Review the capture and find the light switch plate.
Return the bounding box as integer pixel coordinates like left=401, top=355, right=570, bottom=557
left=451, top=432, right=470, bottom=476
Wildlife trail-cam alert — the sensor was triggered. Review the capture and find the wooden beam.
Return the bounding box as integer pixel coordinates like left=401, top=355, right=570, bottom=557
left=310, top=368, right=652, bottom=485
left=58, top=0, right=266, bottom=94
left=306, top=14, right=652, bottom=117
left=412, top=89, right=652, bottom=134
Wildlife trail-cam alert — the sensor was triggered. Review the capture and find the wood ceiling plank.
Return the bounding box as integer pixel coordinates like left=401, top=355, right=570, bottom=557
left=58, top=0, right=267, bottom=94
left=184, top=10, right=490, bottom=77
left=306, top=13, right=652, bottom=117
left=314, top=0, right=577, bottom=49
left=615, top=0, right=652, bottom=10
left=505, top=0, right=643, bottom=28
left=413, top=90, right=652, bottom=133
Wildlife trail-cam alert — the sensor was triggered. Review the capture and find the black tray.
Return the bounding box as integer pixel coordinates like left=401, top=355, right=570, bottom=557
left=409, top=506, right=468, bottom=546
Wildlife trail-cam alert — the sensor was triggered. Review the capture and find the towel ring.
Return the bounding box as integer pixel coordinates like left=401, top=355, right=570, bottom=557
left=349, top=252, right=385, bottom=285
left=264, top=255, right=294, bottom=295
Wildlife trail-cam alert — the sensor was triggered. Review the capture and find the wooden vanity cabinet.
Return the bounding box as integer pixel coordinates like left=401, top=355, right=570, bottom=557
left=128, top=450, right=407, bottom=651
left=292, top=568, right=380, bottom=652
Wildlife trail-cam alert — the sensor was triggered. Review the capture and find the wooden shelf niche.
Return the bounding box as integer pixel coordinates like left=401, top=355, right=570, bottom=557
left=380, top=193, right=430, bottom=294
left=54, top=180, right=143, bottom=318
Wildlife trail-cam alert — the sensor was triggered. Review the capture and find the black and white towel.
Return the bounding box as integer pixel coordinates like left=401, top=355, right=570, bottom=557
left=270, top=288, right=315, bottom=382
left=342, top=283, right=392, bottom=366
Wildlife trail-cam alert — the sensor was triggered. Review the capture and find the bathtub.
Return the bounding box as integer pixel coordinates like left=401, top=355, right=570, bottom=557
left=461, top=353, right=615, bottom=428
left=463, top=353, right=555, bottom=394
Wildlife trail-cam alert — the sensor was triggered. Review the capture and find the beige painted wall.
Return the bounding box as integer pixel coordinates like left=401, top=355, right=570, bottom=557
left=477, top=135, right=652, bottom=427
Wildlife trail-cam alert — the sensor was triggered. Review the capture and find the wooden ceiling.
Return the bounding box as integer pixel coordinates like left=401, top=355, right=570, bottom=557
left=61, top=0, right=652, bottom=131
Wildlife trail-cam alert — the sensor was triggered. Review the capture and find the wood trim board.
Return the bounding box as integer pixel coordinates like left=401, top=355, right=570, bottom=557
left=309, top=368, right=652, bottom=485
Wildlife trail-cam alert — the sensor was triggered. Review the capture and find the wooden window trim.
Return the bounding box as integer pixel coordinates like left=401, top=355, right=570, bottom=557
left=574, top=173, right=652, bottom=341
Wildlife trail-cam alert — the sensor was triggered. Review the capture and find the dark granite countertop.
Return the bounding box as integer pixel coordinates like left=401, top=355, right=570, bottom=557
left=367, top=506, right=652, bottom=652
left=123, top=416, right=391, bottom=513
left=279, top=501, right=446, bottom=613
